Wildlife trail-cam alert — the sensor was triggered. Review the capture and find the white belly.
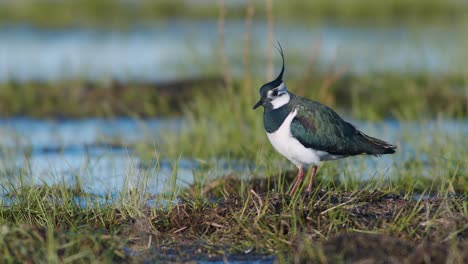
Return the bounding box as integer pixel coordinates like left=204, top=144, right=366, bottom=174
left=266, top=109, right=346, bottom=167
left=266, top=109, right=321, bottom=167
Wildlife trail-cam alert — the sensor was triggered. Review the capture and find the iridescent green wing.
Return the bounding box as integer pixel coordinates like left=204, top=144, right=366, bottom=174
left=290, top=97, right=364, bottom=155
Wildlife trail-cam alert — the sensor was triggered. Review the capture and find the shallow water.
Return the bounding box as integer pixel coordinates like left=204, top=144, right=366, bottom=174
left=0, top=20, right=466, bottom=81
left=123, top=245, right=277, bottom=264
left=0, top=118, right=466, bottom=199
left=0, top=118, right=257, bottom=198
left=0, top=118, right=182, bottom=196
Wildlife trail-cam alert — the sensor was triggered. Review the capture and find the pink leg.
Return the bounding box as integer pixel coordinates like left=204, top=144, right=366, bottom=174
left=289, top=167, right=304, bottom=196
left=305, top=165, right=318, bottom=193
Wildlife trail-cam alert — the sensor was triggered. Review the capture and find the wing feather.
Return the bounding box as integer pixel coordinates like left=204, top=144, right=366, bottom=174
left=290, top=97, right=365, bottom=155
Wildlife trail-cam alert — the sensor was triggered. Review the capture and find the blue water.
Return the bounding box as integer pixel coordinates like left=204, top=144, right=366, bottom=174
left=0, top=118, right=466, bottom=199
left=0, top=118, right=184, bottom=196
left=0, top=20, right=466, bottom=81
left=0, top=118, right=261, bottom=198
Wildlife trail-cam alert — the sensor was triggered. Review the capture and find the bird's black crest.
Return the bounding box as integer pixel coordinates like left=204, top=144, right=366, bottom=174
left=256, top=42, right=287, bottom=101
left=274, top=42, right=285, bottom=82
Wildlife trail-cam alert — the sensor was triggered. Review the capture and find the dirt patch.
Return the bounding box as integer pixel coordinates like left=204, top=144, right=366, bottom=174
left=116, top=175, right=467, bottom=262
left=295, top=232, right=466, bottom=264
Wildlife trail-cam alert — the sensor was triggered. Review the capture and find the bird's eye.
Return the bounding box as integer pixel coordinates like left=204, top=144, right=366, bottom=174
left=272, top=90, right=278, bottom=96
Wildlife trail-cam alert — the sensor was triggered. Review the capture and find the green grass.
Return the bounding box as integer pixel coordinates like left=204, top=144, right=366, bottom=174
left=0, top=0, right=467, bottom=28
left=1, top=73, right=466, bottom=119
left=0, top=78, right=223, bottom=118
left=0, top=164, right=465, bottom=262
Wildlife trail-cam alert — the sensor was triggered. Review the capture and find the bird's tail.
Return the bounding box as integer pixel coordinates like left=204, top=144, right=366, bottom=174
left=359, top=132, right=397, bottom=155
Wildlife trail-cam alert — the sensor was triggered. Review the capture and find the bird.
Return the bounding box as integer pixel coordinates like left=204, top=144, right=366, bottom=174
left=253, top=44, right=396, bottom=196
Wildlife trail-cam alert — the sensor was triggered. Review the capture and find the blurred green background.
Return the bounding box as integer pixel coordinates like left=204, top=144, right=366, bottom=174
left=0, top=0, right=466, bottom=119
left=1, top=0, right=467, bottom=27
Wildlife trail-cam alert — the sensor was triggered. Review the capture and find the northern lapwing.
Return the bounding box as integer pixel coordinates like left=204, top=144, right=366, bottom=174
left=253, top=44, right=396, bottom=195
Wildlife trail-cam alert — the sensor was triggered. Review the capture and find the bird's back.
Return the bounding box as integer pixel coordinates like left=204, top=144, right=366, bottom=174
left=290, top=94, right=396, bottom=156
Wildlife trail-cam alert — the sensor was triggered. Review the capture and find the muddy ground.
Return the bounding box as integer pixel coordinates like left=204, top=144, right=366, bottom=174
left=1, top=173, right=466, bottom=263
left=117, top=174, right=467, bottom=263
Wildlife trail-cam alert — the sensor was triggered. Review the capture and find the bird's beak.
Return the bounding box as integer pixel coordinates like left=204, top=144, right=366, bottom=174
left=253, top=98, right=263, bottom=109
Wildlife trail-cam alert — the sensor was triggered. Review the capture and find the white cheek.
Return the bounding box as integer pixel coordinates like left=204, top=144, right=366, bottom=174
left=271, top=93, right=290, bottom=109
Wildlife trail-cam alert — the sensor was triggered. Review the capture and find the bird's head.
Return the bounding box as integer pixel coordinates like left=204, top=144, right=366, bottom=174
left=253, top=43, right=290, bottom=110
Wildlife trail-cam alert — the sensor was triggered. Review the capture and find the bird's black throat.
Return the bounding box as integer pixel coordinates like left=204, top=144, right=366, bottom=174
left=263, top=102, right=293, bottom=133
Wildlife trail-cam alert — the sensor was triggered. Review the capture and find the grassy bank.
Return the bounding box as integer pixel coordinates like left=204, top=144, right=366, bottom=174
left=0, top=73, right=467, bottom=119
left=0, top=0, right=467, bottom=28
left=0, top=170, right=466, bottom=262
left=0, top=77, right=224, bottom=118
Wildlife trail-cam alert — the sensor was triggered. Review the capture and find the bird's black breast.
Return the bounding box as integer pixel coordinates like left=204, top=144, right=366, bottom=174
left=263, top=103, right=293, bottom=133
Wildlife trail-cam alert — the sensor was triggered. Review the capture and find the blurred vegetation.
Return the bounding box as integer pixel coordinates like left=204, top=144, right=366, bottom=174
left=1, top=0, right=467, bottom=119
left=0, top=0, right=467, bottom=28
left=0, top=78, right=224, bottom=118
left=0, top=73, right=466, bottom=119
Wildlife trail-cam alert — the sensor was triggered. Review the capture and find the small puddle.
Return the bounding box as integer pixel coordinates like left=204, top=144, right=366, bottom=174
left=122, top=245, right=277, bottom=264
